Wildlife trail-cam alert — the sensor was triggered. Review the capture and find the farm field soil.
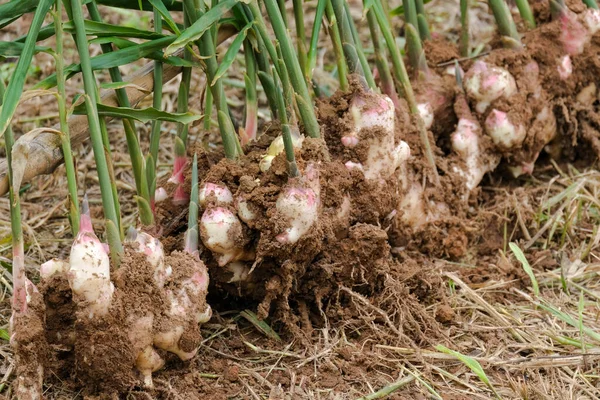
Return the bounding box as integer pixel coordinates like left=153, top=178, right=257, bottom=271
left=3, top=1, right=600, bottom=399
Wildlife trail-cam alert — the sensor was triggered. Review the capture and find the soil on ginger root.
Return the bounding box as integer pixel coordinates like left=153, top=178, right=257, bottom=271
left=10, top=248, right=210, bottom=397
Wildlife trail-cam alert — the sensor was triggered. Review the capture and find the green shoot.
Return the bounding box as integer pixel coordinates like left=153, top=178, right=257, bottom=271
left=403, top=0, right=420, bottom=38
left=257, top=0, right=320, bottom=138
left=292, top=0, right=308, bottom=79
left=583, top=0, right=599, bottom=9
left=356, top=376, right=416, bottom=399
left=366, top=9, right=398, bottom=105
left=343, top=0, right=377, bottom=88
left=53, top=0, right=80, bottom=235
left=275, top=58, right=300, bottom=178
left=330, top=0, right=359, bottom=74
left=240, top=310, right=281, bottom=341
left=149, top=3, right=165, bottom=208
left=184, top=154, right=199, bottom=255
left=435, top=345, right=501, bottom=399
left=326, top=0, right=349, bottom=91
left=190, top=0, right=240, bottom=160
left=86, top=1, right=152, bottom=225
left=488, top=0, right=521, bottom=46
left=515, top=0, right=536, bottom=29
left=405, top=23, right=429, bottom=76
left=306, top=0, right=327, bottom=81
left=370, top=0, right=439, bottom=185
left=509, top=242, right=540, bottom=297
left=0, top=0, right=53, bottom=138
left=1, top=78, right=26, bottom=315
left=550, top=0, right=566, bottom=20
left=242, top=39, right=258, bottom=145
left=68, top=0, right=123, bottom=260
left=459, top=0, right=469, bottom=57
left=415, top=0, right=431, bottom=40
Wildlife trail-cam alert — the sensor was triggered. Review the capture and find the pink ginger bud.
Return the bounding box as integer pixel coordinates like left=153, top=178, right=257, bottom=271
left=451, top=118, right=480, bottom=158
left=200, top=207, right=246, bottom=266
left=40, top=259, right=68, bottom=280
left=557, top=55, right=573, bottom=80
left=199, top=183, right=233, bottom=207
left=276, top=187, right=319, bottom=244
left=560, top=10, right=589, bottom=56
left=126, top=228, right=170, bottom=288
left=484, top=109, right=526, bottom=149
left=417, top=102, right=434, bottom=130
left=154, top=187, right=168, bottom=203
left=235, top=196, right=257, bottom=223
left=464, top=61, right=517, bottom=113
left=68, top=197, right=113, bottom=317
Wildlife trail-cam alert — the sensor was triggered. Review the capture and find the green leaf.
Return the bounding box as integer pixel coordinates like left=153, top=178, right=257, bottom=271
left=100, top=81, right=152, bottom=93
left=0, top=41, right=50, bottom=57
left=164, top=0, right=239, bottom=56
left=0, top=329, right=9, bottom=341
left=74, top=103, right=203, bottom=124
left=0, top=0, right=53, bottom=139
left=240, top=310, right=281, bottom=341
left=0, top=0, right=37, bottom=28
left=33, top=35, right=177, bottom=90
left=389, top=0, right=432, bottom=16
left=147, top=0, right=182, bottom=35
left=435, top=345, right=501, bottom=399
left=63, top=20, right=165, bottom=40
left=509, top=242, right=539, bottom=296
left=96, top=0, right=184, bottom=11
left=135, top=196, right=154, bottom=225
left=212, top=22, right=252, bottom=85
left=538, top=301, right=600, bottom=343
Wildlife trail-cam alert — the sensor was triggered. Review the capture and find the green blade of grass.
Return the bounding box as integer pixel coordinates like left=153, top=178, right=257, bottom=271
left=147, top=0, right=182, bottom=34
left=538, top=300, right=600, bottom=342
left=164, top=0, right=238, bottom=56
left=0, top=0, right=38, bottom=28
left=240, top=310, right=281, bottom=341
left=356, top=376, right=415, bottom=399
left=325, top=0, right=349, bottom=91
left=63, top=20, right=165, bottom=39
left=509, top=242, right=539, bottom=297
left=33, top=35, right=177, bottom=90
left=435, top=345, right=501, bottom=399
left=306, top=0, right=327, bottom=80
left=0, top=0, right=53, bottom=140
left=212, top=22, right=252, bottom=85
left=0, top=41, right=50, bottom=57
left=73, top=103, right=203, bottom=124
left=583, top=0, right=599, bottom=9
left=95, top=0, right=184, bottom=11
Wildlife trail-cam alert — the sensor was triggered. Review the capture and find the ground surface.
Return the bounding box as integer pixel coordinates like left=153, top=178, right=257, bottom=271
left=2, top=1, right=600, bottom=399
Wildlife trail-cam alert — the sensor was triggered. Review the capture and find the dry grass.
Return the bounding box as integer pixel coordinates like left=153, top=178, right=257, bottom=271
left=2, top=1, right=600, bottom=399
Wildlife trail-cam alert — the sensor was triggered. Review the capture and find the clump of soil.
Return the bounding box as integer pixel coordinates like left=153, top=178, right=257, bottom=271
left=9, top=244, right=211, bottom=397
